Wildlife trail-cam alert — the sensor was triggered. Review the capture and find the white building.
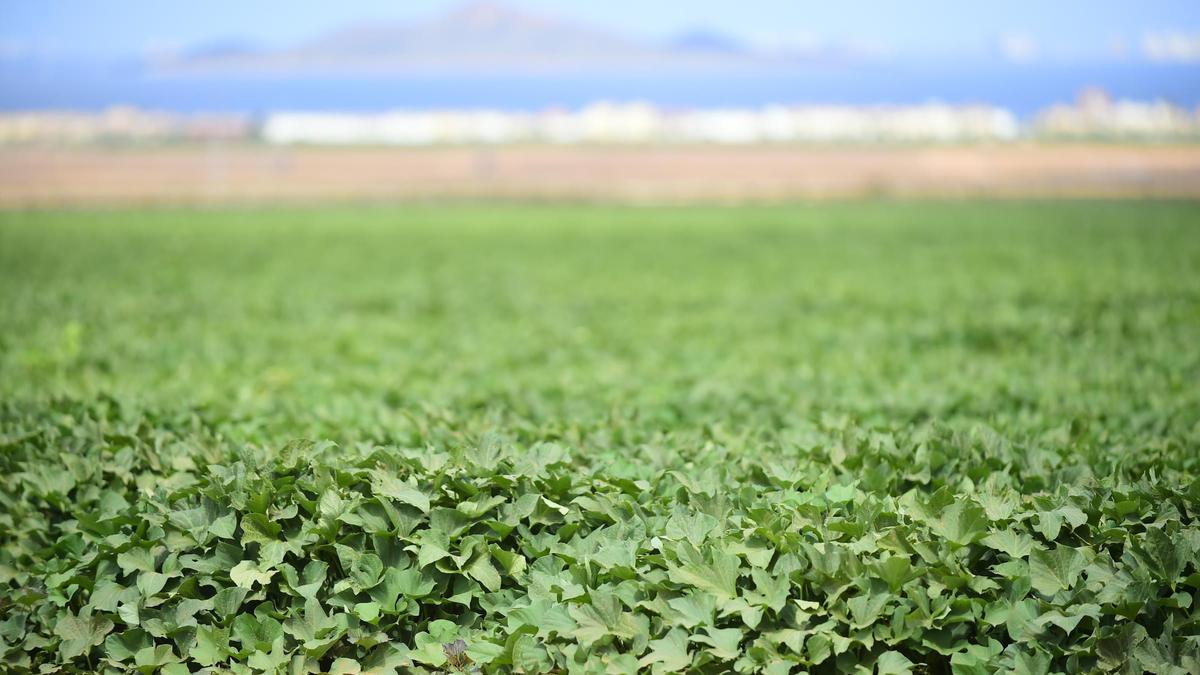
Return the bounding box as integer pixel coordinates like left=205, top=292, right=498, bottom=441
left=260, top=102, right=1022, bottom=146
left=1034, top=88, right=1199, bottom=139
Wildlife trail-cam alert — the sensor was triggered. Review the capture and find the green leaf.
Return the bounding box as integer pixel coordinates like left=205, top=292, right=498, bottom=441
left=666, top=591, right=717, bottom=628
left=1010, top=648, right=1051, bottom=675
left=511, top=633, right=553, bottom=673
left=208, top=512, right=238, bottom=540
left=427, top=619, right=459, bottom=643
left=638, top=627, right=692, bottom=671
left=371, top=566, right=436, bottom=608
left=415, top=529, right=454, bottom=568
left=468, top=554, right=503, bottom=592
left=493, top=546, right=528, bottom=578
left=1035, top=506, right=1087, bottom=540
left=569, top=603, right=613, bottom=649
left=370, top=469, right=431, bottom=513
left=135, top=571, right=169, bottom=597
left=664, top=509, right=720, bottom=547
left=1004, top=599, right=1042, bottom=642
left=1037, top=603, right=1100, bottom=634
left=1129, top=527, right=1192, bottom=583
left=212, top=586, right=250, bottom=619
left=507, top=599, right=578, bottom=637
left=134, top=644, right=179, bottom=671
left=693, top=627, right=741, bottom=661
left=116, top=548, right=156, bottom=575
left=246, top=636, right=290, bottom=672
left=1029, top=545, right=1088, bottom=596
left=981, top=530, right=1036, bottom=558
left=667, top=548, right=741, bottom=600
left=349, top=552, right=385, bottom=591
left=103, top=628, right=152, bottom=662
left=466, top=640, right=505, bottom=667
left=1098, top=623, right=1149, bottom=670
left=877, top=650, right=915, bottom=674
left=930, top=501, right=989, bottom=546
left=240, top=512, right=282, bottom=546
left=160, top=663, right=191, bottom=675
left=55, top=610, right=114, bottom=659
left=872, top=555, right=914, bottom=591
left=747, top=568, right=790, bottom=612
left=330, top=658, right=362, bottom=675
left=824, top=482, right=859, bottom=504
left=230, top=559, right=276, bottom=589
left=353, top=601, right=382, bottom=623
left=569, top=589, right=642, bottom=648
left=847, top=587, right=891, bottom=628
left=190, top=625, right=230, bottom=667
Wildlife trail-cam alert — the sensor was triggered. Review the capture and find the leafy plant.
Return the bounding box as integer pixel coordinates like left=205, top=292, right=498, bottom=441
left=1, top=202, right=1198, bottom=673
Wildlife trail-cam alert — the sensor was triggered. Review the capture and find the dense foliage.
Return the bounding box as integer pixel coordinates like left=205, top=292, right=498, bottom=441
left=1, top=202, right=1199, bottom=674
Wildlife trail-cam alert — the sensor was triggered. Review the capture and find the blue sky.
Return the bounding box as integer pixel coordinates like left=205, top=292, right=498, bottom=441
left=2, top=0, right=1198, bottom=61
left=2, top=0, right=1198, bottom=112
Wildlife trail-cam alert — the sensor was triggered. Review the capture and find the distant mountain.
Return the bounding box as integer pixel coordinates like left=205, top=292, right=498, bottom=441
left=181, top=38, right=262, bottom=61
left=158, top=1, right=806, bottom=76
left=667, top=29, right=748, bottom=54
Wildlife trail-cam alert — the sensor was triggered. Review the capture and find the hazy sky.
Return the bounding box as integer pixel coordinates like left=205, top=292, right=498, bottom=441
left=2, top=0, right=1198, bottom=61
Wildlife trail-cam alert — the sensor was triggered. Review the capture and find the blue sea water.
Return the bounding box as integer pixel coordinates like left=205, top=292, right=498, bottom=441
left=1, top=61, right=1197, bottom=116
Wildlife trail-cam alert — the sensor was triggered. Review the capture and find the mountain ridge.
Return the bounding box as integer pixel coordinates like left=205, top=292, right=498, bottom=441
left=158, top=1, right=808, bottom=75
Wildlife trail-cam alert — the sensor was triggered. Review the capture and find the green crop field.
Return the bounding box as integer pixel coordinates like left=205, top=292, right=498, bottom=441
left=1, top=201, right=1199, bottom=674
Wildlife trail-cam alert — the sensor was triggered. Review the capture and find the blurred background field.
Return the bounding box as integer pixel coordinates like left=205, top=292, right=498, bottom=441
left=4, top=200, right=1198, bottom=445
left=2, top=1, right=1199, bottom=205
left=2, top=144, right=1200, bottom=206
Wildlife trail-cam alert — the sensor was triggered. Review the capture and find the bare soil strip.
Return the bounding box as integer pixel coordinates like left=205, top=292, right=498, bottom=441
left=2, top=144, right=1199, bottom=206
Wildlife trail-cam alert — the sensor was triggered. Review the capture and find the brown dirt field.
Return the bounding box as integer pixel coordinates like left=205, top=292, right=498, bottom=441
left=1, top=144, right=1199, bottom=207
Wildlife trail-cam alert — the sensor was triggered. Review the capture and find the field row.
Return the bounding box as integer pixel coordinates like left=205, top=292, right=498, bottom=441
left=1, top=202, right=1198, bottom=673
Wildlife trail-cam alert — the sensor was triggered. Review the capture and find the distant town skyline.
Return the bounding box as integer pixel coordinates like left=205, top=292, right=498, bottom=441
left=2, top=0, right=1199, bottom=64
